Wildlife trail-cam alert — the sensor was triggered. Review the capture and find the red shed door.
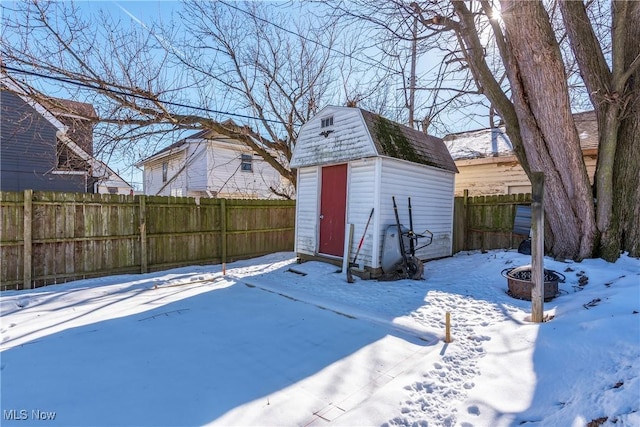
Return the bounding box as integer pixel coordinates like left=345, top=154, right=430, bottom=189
left=319, top=164, right=347, bottom=257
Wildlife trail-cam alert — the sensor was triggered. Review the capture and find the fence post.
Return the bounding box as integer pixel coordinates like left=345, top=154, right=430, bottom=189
left=23, top=189, right=33, bottom=290
left=220, top=199, right=227, bottom=265
left=462, top=189, right=469, bottom=251
left=139, top=195, right=148, bottom=274
left=531, top=173, right=545, bottom=323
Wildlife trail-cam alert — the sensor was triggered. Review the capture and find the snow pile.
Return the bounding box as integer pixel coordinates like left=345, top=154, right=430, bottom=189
left=444, top=127, right=513, bottom=160
left=1, top=250, right=638, bottom=426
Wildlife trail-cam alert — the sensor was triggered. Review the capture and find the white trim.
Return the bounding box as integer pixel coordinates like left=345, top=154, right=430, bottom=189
left=357, top=110, right=382, bottom=156
left=371, top=157, right=383, bottom=268
left=378, top=154, right=457, bottom=175
left=51, top=170, right=87, bottom=175
left=135, top=144, right=189, bottom=167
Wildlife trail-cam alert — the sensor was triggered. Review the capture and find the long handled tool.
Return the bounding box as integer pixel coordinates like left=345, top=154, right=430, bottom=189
left=347, top=208, right=374, bottom=283
left=392, top=196, right=425, bottom=280
left=392, top=197, right=410, bottom=274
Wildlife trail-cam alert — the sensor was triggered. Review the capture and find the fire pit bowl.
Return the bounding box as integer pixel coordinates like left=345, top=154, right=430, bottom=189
left=501, top=265, right=565, bottom=301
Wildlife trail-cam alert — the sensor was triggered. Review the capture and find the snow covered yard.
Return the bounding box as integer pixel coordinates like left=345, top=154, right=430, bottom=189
left=1, top=250, right=638, bottom=427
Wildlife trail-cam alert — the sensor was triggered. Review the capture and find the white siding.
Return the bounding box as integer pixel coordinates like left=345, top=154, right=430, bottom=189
left=141, top=139, right=292, bottom=199
left=292, top=107, right=457, bottom=272
left=186, top=143, right=208, bottom=191
left=345, top=158, right=378, bottom=268
left=291, top=106, right=377, bottom=168
left=379, top=158, right=455, bottom=262
left=205, top=143, right=293, bottom=199
left=295, top=167, right=319, bottom=255
left=143, top=151, right=187, bottom=196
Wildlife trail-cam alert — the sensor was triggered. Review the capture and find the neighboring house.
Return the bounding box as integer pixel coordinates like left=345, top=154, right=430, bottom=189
left=444, top=111, right=598, bottom=196
left=136, top=127, right=293, bottom=199
left=290, top=105, right=458, bottom=278
left=0, top=74, right=132, bottom=194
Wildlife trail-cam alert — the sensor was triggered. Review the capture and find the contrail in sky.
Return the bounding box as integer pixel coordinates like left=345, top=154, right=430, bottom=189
left=114, top=2, right=187, bottom=61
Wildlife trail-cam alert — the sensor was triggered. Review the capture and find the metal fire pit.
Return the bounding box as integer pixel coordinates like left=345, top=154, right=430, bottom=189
left=501, top=265, right=565, bottom=301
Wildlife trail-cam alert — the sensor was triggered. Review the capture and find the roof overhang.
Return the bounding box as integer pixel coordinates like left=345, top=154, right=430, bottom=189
left=455, top=147, right=599, bottom=167
left=135, top=144, right=189, bottom=167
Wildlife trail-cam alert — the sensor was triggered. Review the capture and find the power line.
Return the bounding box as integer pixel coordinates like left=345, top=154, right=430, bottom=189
left=218, top=0, right=401, bottom=76
left=1, top=64, right=284, bottom=125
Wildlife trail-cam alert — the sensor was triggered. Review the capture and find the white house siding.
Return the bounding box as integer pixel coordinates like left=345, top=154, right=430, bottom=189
left=295, top=167, right=319, bottom=255
left=143, top=150, right=187, bottom=196
left=202, top=142, right=291, bottom=199
left=379, top=157, right=455, bottom=262
left=290, top=107, right=377, bottom=169
left=454, top=155, right=597, bottom=196
left=345, top=158, right=378, bottom=269
left=184, top=143, right=208, bottom=194
left=250, top=156, right=292, bottom=199
left=206, top=144, right=246, bottom=197
left=141, top=137, right=293, bottom=199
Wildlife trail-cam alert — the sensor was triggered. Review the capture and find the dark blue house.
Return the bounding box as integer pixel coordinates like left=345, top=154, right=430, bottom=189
left=1, top=74, right=132, bottom=194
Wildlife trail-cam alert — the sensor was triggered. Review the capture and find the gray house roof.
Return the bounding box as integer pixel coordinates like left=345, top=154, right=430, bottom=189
left=136, top=120, right=253, bottom=167
left=444, top=111, right=598, bottom=160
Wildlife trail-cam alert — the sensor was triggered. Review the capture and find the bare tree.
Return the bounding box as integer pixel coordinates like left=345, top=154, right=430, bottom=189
left=560, top=0, right=640, bottom=260
left=330, top=0, right=490, bottom=135
left=333, top=0, right=638, bottom=261
left=0, top=0, right=363, bottom=192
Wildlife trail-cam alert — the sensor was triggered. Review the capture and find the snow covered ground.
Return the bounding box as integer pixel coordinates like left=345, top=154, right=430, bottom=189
left=1, top=249, right=638, bottom=427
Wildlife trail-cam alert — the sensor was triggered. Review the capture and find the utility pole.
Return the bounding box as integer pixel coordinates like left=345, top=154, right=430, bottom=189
left=408, top=14, right=418, bottom=128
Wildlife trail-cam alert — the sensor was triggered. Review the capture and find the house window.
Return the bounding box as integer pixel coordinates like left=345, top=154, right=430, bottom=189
left=162, top=162, right=168, bottom=182
left=321, top=116, right=334, bottom=128
left=241, top=154, right=253, bottom=172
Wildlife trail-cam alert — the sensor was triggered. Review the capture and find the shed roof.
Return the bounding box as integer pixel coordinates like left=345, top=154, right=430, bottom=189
left=360, top=109, right=458, bottom=173
left=291, top=106, right=458, bottom=173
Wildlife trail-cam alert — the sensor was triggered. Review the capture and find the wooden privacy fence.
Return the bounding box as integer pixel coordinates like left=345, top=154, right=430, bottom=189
left=0, top=191, right=295, bottom=290
left=453, top=191, right=532, bottom=253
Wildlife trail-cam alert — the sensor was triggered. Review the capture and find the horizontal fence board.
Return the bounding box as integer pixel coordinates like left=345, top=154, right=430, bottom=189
left=3, top=189, right=529, bottom=290
left=1, top=191, right=295, bottom=290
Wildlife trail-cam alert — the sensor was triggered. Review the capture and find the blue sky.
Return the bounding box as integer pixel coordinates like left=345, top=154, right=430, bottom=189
left=3, top=1, right=489, bottom=190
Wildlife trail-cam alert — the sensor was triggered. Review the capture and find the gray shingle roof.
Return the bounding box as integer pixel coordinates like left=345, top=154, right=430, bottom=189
left=360, top=109, right=458, bottom=173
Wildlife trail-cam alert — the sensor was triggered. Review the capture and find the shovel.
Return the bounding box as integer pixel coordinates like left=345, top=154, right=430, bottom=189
left=347, top=208, right=374, bottom=283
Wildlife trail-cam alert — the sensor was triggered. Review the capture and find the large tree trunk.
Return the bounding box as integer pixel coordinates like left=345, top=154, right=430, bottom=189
left=613, top=1, right=640, bottom=258
left=560, top=0, right=640, bottom=260
left=500, top=0, right=597, bottom=260
left=614, top=86, right=640, bottom=258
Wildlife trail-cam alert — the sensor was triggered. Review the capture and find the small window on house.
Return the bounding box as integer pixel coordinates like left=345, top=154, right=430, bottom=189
left=162, top=162, right=168, bottom=182
left=107, top=187, right=118, bottom=194
left=321, top=116, right=334, bottom=128
left=241, top=154, right=253, bottom=172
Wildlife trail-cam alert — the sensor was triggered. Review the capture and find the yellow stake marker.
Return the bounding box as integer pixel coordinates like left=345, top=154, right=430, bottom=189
left=445, top=312, right=452, bottom=343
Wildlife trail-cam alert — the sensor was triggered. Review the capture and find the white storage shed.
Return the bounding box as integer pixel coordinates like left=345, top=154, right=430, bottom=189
left=290, top=106, right=458, bottom=278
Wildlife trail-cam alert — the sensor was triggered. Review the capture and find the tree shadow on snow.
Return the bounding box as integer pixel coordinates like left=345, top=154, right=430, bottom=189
left=0, top=275, right=434, bottom=427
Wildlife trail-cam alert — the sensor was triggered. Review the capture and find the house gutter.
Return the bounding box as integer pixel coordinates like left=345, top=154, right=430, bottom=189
left=454, top=147, right=598, bottom=167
